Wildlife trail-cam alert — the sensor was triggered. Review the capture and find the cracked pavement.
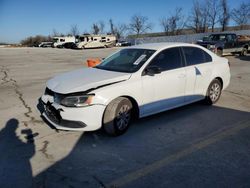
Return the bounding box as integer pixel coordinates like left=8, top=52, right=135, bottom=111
left=0, top=47, right=250, bottom=188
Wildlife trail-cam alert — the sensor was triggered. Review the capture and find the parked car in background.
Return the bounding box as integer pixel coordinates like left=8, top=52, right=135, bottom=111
left=40, top=42, right=230, bottom=136
left=197, top=33, right=250, bottom=56
left=116, top=40, right=132, bottom=47
left=39, top=42, right=53, bottom=48
left=61, top=42, right=78, bottom=49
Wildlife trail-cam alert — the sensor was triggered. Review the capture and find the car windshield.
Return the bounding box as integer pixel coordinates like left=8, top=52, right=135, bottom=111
left=95, top=48, right=156, bottom=73
left=208, top=34, right=226, bottom=41
left=53, top=38, right=59, bottom=43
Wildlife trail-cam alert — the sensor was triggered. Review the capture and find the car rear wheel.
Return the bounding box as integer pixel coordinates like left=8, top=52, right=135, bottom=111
left=103, top=97, right=133, bottom=136
left=241, top=48, right=247, bottom=56
left=204, top=79, right=222, bottom=105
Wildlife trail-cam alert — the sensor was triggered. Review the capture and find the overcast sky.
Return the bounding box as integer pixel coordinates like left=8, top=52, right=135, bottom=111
left=0, top=0, right=247, bottom=43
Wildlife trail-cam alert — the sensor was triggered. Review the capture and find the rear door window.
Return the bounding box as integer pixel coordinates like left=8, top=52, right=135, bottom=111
left=182, top=47, right=212, bottom=66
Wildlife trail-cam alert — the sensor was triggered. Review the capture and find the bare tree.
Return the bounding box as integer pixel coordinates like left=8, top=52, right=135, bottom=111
left=114, top=23, right=128, bottom=39
left=98, top=21, right=105, bottom=34
left=207, top=0, right=220, bottom=32
left=69, top=24, right=79, bottom=36
left=129, top=14, right=152, bottom=36
left=91, top=21, right=105, bottom=35
left=109, top=19, right=115, bottom=35
left=189, top=1, right=203, bottom=33
left=201, top=3, right=210, bottom=32
left=231, top=2, right=250, bottom=29
left=169, top=8, right=185, bottom=35
left=52, top=29, right=59, bottom=37
left=189, top=1, right=211, bottom=33
left=108, top=19, right=128, bottom=39
left=219, top=0, right=230, bottom=31
left=92, top=23, right=100, bottom=35
left=160, top=17, right=170, bottom=35
left=59, top=33, right=65, bottom=37
left=160, top=8, right=184, bottom=35
left=52, top=29, right=65, bottom=37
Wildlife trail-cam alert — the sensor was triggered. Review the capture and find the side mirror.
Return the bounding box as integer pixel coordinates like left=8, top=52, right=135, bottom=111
left=143, top=66, right=162, bottom=76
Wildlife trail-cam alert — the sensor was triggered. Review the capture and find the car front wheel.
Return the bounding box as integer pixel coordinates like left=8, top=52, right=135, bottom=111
left=216, top=49, right=223, bottom=56
left=241, top=48, right=247, bottom=56
left=103, top=97, right=133, bottom=136
left=205, top=79, right=222, bottom=105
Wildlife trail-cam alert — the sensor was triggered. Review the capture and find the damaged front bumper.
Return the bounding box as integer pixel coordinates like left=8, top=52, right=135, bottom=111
left=40, top=94, right=106, bottom=131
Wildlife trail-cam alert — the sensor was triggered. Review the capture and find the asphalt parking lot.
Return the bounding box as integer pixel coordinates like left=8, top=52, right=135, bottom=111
left=0, top=47, right=250, bottom=188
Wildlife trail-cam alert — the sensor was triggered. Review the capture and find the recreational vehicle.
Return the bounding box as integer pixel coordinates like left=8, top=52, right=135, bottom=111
left=76, top=34, right=116, bottom=49
left=53, top=36, right=76, bottom=48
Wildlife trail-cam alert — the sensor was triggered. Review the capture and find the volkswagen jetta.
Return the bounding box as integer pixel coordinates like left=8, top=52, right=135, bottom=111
left=41, top=43, right=230, bottom=136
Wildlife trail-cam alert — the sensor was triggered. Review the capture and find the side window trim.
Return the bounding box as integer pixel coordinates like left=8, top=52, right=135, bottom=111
left=178, top=47, right=185, bottom=68
left=180, top=47, right=187, bottom=67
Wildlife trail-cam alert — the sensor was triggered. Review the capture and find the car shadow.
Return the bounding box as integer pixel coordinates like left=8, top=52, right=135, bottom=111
left=0, top=119, right=37, bottom=188
left=33, top=103, right=250, bottom=188
left=234, top=54, right=250, bottom=61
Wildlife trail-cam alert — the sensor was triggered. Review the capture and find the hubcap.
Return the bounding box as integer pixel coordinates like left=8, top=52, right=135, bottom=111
left=116, top=104, right=131, bottom=130
left=209, top=83, right=221, bottom=102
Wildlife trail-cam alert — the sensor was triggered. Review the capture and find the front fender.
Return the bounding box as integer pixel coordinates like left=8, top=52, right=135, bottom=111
left=91, top=79, right=143, bottom=107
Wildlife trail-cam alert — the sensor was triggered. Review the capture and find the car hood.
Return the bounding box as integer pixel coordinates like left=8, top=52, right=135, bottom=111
left=47, top=68, right=131, bottom=94
left=197, top=41, right=220, bottom=45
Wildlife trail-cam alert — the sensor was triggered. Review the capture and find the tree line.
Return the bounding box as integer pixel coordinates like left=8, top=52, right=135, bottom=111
left=21, top=0, right=249, bottom=46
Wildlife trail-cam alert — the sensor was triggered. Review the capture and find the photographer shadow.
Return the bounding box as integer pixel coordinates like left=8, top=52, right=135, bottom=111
left=0, top=119, right=35, bottom=188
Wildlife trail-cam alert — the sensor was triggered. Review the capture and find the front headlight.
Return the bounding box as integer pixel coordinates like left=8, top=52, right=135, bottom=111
left=61, top=95, right=94, bottom=107
left=209, top=45, right=216, bottom=49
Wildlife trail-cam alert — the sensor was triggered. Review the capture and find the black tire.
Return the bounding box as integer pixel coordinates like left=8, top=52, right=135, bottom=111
left=216, top=49, right=223, bottom=56
left=240, top=48, right=247, bottom=56
left=103, top=97, right=133, bottom=136
left=204, top=79, right=222, bottom=105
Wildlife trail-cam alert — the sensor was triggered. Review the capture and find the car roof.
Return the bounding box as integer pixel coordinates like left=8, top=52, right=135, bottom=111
left=210, top=33, right=235, bottom=35
left=129, top=42, right=201, bottom=51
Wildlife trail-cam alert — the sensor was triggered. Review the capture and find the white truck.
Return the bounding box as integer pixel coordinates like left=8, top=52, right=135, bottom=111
left=76, top=34, right=116, bottom=49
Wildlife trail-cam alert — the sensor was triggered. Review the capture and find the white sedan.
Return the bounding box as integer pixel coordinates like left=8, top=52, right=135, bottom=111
left=41, top=42, right=230, bottom=136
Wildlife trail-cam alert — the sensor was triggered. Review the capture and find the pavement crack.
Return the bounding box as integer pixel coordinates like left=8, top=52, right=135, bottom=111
left=225, top=90, right=250, bottom=98
left=39, top=140, right=53, bottom=159
left=1, top=66, right=43, bottom=125
left=1, top=66, right=10, bottom=85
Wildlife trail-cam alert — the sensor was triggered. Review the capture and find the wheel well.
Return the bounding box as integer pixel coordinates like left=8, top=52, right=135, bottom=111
left=121, top=96, right=139, bottom=120
left=215, top=77, right=223, bottom=88
left=243, top=45, right=248, bottom=50
left=217, top=47, right=223, bottom=51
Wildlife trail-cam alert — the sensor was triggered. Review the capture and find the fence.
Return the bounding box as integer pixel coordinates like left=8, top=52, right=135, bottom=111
left=134, top=30, right=250, bottom=45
